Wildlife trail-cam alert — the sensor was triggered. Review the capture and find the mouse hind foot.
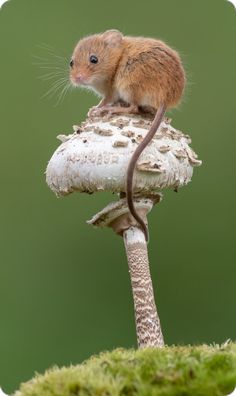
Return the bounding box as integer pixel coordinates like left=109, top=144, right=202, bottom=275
left=88, top=103, right=139, bottom=118
left=107, top=104, right=139, bottom=115
left=108, top=104, right=156, bottom=117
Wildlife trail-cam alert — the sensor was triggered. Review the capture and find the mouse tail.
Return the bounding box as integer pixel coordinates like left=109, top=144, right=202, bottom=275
left=126, top=103, right=167, bottom=242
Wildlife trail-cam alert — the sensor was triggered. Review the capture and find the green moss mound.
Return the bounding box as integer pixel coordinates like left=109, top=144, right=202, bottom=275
left=15, top=343, right=236, bottom=396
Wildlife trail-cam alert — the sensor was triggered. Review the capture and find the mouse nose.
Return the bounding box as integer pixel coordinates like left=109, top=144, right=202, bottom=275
left=70, top=70, right=88, bottom=86
left=76, top=73, right=86, bottom=83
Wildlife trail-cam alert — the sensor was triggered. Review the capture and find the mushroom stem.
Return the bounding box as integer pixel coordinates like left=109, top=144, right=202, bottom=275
left=123, top=226, right=164, bottom=348
left=87, top=197, right=164, bottom=348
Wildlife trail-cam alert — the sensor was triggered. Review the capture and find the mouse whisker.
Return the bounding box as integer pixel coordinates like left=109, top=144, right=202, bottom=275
left=54, top=81, right=71, bottom=107
left=35, top=43, right=68, bottom=62
left=33, top=64, right=68, bottom=71
left=32, top=61, right=67, bottom=69
left=41, top=83, right=67, bottom=101
left=38, top=69, right=67, bottom=76
left=41, top=77, right=68, bottom=100
left=37, top=71, right=67, bottom=81
left=32, top=54, right=66, bottom=62
left=32, top=55, right=68, bottom=72
left=33, top=43, right=71, bottom=105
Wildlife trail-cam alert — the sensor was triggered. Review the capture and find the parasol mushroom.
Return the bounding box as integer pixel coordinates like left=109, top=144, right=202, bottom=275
left=46, top=113, right=201, bottom=348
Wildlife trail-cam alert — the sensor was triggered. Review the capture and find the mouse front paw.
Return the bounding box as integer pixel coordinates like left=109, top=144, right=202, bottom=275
left=87, top=105, right=112, bottom=118
left=87, top=106, right=98, bottom=118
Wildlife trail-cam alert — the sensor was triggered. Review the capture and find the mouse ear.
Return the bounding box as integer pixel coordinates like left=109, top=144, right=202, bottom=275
left=102, top=29, right=123, bottom=46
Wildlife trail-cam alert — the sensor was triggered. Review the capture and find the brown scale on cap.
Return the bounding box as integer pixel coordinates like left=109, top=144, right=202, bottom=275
left=70, top=30, right=186, bottom=241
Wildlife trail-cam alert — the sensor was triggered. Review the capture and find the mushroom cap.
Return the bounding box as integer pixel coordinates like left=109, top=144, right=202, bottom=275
left=46, top=114, right=201, bottom=197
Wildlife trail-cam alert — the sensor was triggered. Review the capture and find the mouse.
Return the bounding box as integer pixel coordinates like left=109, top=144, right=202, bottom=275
left=70, top=30, right=186, bottom=242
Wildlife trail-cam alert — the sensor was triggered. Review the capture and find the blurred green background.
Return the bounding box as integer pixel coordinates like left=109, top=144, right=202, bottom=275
left=0, top=0, right=235, bottom=392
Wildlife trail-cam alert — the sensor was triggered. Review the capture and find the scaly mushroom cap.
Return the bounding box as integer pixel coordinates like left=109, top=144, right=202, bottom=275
left=46, top=114, right=201, bottom=197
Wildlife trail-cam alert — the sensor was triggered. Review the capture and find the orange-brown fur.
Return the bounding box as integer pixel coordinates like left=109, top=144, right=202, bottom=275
left=70, top=30, right=186, bottom=241
left=70, top=30, right=185, bottom=109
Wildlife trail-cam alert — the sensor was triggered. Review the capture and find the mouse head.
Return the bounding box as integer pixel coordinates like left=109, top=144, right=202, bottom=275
left=70, top=30, right=123, bottom=92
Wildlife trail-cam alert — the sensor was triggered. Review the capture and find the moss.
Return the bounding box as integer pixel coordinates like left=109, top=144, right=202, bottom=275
left=15, top=343, right=236, bottom=396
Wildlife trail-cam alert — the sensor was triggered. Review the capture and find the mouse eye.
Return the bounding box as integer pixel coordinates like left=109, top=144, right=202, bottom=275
left=70, top=59, right=74, bottom=68
left=89, top=55, right=98, bottom=64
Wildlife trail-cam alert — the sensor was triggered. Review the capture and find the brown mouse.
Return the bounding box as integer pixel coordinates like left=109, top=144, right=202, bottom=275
left=70, top=30, right=186, bottom=241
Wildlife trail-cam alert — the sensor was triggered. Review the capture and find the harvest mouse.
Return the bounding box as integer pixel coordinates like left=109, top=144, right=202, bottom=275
left=70, top=30, right=186, bottom=241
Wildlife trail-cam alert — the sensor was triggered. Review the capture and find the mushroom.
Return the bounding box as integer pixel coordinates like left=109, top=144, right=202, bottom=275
left=46, top=113, right=201, bottom=348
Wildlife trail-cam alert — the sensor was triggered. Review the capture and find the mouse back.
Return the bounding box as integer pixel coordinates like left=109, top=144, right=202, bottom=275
left=114, top=36, right=186, bottom=108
